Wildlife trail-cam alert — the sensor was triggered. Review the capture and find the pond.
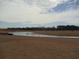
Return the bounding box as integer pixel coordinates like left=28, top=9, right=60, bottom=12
left=9, top=32, right=79, bottom=39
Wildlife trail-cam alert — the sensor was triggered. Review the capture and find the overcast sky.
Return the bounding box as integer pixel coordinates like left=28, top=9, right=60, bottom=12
left=0, top=0, right=79, bottom=28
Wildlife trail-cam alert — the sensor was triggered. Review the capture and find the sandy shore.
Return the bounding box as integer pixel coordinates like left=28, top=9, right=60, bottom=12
left=0, top=29, right=79, bottom=36
left=0, top=35, right=79, bottom=59
left=34, top=30, right=79, bottom=36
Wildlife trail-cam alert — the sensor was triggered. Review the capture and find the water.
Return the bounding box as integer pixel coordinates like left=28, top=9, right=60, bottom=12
left=9, top=32, right=79, bottom=39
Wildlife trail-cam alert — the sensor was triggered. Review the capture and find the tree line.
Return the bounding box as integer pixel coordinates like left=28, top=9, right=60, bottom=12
left=7, top=25, right=79, bottom=31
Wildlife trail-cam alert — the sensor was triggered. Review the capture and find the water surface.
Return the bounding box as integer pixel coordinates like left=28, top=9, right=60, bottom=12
left=10, top=32, right=79, bottom=39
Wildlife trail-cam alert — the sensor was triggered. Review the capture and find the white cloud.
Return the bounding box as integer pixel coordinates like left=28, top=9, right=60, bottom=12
left=0, top=0, right=79, bottom=26
left=0, top=0, right=56, bottom=24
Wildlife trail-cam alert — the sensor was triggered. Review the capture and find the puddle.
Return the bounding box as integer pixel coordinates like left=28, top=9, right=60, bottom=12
left=9, top=32, right=79, bottom=39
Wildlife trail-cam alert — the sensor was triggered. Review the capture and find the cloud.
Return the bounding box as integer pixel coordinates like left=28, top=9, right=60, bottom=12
left=0, top=0, right=79, bottom=28
left=49, top=0, right=79, bottom=13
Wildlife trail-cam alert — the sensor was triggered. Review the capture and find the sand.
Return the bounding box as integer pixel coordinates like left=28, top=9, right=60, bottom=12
left=0, top=35, right=79, bottom=59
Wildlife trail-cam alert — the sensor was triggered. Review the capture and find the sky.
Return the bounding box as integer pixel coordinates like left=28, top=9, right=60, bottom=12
left=0, top=0, right=79, bottom=28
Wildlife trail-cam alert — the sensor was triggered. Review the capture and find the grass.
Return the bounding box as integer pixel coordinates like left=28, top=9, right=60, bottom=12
left=0, top=35, right=79, bottom=59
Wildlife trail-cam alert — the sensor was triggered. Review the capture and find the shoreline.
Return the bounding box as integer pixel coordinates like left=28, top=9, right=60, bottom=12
left=0, top=30, right=79, bottom=39
left=0, top=29, right=79, bottom=36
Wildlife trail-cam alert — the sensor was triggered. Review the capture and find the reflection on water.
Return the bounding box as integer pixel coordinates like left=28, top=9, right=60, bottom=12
left=12, top=32, right=34, bottom=36
left=10, top=32, right=79, bottom=38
